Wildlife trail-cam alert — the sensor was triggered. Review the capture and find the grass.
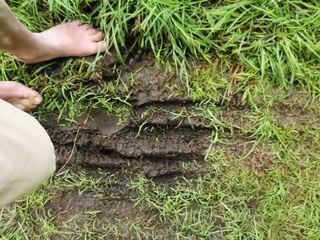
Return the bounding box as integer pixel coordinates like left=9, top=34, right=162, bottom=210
left=1, top=0, right=320, bottom=239
left=1, top=0, right=319, bottom=120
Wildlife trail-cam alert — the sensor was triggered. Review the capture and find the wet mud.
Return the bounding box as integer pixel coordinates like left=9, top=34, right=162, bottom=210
left=41, top=54, right=320, bottom=238
left=45, top=53, right=213, bottom=178
left=40, top=55, right=216, bottom=238
left=44, top=53, right=320, bottom=180
left=46, top=110, right=212, bottom=178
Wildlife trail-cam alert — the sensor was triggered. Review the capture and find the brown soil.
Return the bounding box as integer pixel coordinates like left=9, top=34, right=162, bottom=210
left=46, top=53, right=211, bottom=179
left=40, top=54, right=213, bottom=238
left=40, top=54, right=320, bottom=239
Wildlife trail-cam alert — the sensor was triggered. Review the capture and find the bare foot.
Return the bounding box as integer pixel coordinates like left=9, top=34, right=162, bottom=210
left=15, top=21, right=108, bottom=64
left=0, top=81, right=42, bottom=111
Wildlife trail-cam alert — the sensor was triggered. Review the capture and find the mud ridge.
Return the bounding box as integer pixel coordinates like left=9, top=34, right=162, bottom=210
left=47, top=124, right=211, bottom=178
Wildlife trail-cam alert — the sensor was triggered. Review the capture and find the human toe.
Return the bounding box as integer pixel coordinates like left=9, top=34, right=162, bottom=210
left=91, top=32, right=104, bottom=42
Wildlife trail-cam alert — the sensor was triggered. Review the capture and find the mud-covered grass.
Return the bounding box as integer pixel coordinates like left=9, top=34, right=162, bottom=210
left=1, top=0, right=320, bottom=239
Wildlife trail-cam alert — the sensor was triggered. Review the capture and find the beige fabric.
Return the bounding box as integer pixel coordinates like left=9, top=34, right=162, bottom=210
left=0, top=100, right=56, bottom=208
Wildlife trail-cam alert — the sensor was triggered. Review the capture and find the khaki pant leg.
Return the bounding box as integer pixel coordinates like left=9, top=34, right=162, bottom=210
left=0, top=100, right=56, bottom=208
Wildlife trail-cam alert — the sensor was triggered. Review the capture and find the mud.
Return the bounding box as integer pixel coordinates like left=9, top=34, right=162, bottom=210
left=41, top=56, right=215, bottom=238
left=44, top=54, right=213, bottom=178
left=44, top=54, right=320, bottom=178
left=40, top=54, right=320, bottom=238
left=45, top=168, right=174, bottom=239
left=46, top=116, right=211, bottom=178
left=119, top=66, right=189, bottom=106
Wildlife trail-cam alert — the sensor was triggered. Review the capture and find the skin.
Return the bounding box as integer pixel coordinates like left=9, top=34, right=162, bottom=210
left=0, top=0, right=108, bottom=111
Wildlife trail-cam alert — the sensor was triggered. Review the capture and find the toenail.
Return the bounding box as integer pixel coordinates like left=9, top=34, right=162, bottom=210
left=29, top=96, right=42, bottom=105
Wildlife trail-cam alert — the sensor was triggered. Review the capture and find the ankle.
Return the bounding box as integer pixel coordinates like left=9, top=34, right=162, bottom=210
left=10, top=33, right=51, bottom=64
left=0, top=35, right=15, bottom=52
left=0, top=25, right=35, bottom=52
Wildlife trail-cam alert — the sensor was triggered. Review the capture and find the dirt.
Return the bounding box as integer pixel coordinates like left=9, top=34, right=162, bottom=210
left=38, top=54, right=214, bottom=238
left=45, top=53, right=212, bottom=178
left=48, top=124, right=211, bottom=177
left=40, top=54, right=320, bottom=238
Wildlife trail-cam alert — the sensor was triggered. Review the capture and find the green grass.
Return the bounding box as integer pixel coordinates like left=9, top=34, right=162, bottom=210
left=1, top=0, right=320, bottom=239
left=1, top=0, right=320, bottom=120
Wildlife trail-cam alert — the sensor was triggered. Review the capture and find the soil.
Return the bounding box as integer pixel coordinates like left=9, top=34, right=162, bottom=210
left=40, top=53, right=320, bottom=239
left=40, top=54, right=213, bottom=238
left=45, top=52, right=212, bottom=179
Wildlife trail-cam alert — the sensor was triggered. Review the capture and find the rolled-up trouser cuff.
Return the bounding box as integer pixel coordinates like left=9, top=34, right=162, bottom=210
left=0, top=100, right=56, bottom=208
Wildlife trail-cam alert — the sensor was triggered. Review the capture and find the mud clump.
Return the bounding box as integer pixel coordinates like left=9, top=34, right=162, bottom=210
left=47, top=121, right=211, bottom=178
left=117, top=53, right=190, bottom=106
left=43, top=54, right=213, bottom=178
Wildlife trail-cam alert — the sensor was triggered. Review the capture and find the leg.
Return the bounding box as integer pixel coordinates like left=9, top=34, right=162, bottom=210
left=0, top=0, right=108, bottom=64
left=0, top=100, right=56, bottom=208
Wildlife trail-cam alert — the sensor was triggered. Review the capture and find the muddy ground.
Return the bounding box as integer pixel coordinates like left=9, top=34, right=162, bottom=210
left=46, top=53, right=213, bottom=178
left=40, top=54, right=320, bottom=239
left=41, top=54, right=214, bottom=238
